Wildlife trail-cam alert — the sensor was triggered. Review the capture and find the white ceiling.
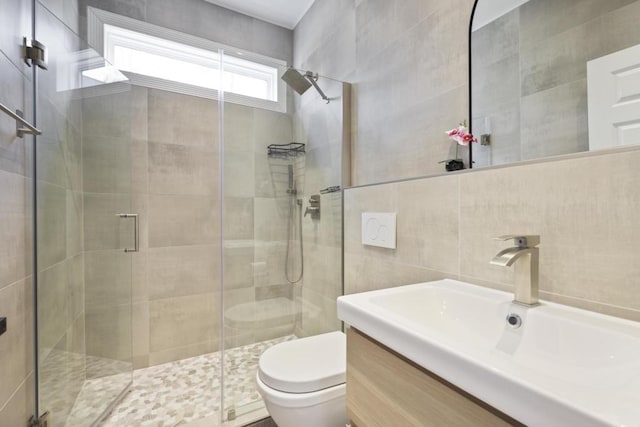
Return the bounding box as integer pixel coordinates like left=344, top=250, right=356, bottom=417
left=204, top=0, right=316, bottom=29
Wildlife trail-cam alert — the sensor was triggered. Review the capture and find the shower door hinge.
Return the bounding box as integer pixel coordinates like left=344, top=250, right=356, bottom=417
left=227, top=407, right=236, bottom=421
left=28, top=412, right=50, bottom=427
left=23, top=38, right=48, bottom=70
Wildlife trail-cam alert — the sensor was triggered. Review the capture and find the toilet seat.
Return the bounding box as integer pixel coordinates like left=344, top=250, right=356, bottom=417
left=256, top=372, right=346, bottom=408
left=258, top=331, right=346, bottom=394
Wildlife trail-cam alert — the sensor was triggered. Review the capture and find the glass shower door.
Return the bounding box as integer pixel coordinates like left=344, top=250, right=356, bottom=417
left=35, top=2, right=134, bottom=425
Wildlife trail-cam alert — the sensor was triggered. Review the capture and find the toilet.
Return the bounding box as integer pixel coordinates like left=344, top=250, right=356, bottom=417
left=256, top=331, right=348, bottom=427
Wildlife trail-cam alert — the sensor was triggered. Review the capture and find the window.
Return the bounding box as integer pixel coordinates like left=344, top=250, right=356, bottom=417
left=88, top=7, right=286, bottom=111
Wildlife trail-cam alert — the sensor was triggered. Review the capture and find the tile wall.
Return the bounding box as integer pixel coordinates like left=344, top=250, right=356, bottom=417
left=222, top=102, right=298, bottom=350
left=99, top=87, right=297, bottom=368
left=344, top=149, right=640, bottom=321
left=295, top=0, right=640, bottom=321
left=472, top=0, right=640, bottom=166
left=72, top=0, right=297, bottom=368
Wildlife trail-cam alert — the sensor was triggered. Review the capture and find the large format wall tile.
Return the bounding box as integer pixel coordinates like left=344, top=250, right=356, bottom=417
left=148, top=142, right=217, bottom=196
left=83, top=192, right=131, bottom=252
left=344, top=175, right=459, bottom=294
left=147, top=245, right=218, bottom=299
left=460, top=149, right=640, bottom=312
left=0, top=52, right=31, bottom=176
left=85, top=301, right=132, bottom=362
left=518, top=0, right=637, bottom=48
left=82, top=136, right=132, bottom=194
left=0, top=0, right=32, bottom=75
left=84, top=249, right=133, bottom=309
left=0, top=170, right=29, bottom=291
left=148, top=194, right=217, bottom=247
left=520, top=79, right=589, bottom=160
left=0, top=278, right=33, bottom=408
left=37, top=181, right=67, bottom=269
left=0, top=371, right=35, bottom=427
left=148, top=292, right=219, bottom=361
left=147, top=89, right=218, bottom=151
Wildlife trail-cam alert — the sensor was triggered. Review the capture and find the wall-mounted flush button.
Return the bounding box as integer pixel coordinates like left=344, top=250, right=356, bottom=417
left=0, top=317, right=6, bottom=336
left=361, top=213, right=396, bottom=249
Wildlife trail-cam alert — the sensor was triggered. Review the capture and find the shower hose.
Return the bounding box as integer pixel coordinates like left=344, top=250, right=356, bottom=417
left=285, top=195, right=303, bottom=284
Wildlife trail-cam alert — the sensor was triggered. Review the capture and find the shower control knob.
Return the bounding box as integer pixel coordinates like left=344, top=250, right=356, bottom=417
left=304, top=206, right=319, bottom=217
left=305, top=195, right=321, bottom=219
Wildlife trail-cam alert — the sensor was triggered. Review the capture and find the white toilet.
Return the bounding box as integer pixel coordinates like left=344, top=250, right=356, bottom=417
left=256, top=331, right=348, bottom=427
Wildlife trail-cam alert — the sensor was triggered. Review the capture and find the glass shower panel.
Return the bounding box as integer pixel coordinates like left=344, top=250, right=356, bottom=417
left=0, top=0, right=35, bottom=424
left=220, top=53, right=296, bottom=422
left=221, top=49, right=347, bottom=422
left=35, top=2, right=133, bottom=425
left=292, top=76, right=347, bottom=340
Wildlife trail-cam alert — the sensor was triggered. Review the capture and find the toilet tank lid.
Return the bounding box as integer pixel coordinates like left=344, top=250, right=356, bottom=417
left=258, top=331, right=346, bottom=393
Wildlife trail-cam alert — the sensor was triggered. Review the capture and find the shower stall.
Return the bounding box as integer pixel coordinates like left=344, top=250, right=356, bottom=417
left=7, top=1, right=351, bottom=426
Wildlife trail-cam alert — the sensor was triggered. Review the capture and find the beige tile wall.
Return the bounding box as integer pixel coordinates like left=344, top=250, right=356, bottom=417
left=128, top=88, right=221, bottom=368
left=223, top=102, right=299, bottom=349
left=74, top=0, right=298, bottom=367
left=344, top=147, right=640, bottom=321
left=116, top=88, right=299, bottom=367
left=82, top=87, right=134, bottom=381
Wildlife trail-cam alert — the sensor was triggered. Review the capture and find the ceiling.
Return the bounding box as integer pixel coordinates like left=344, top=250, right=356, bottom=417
left=204, top=0, right=316, bottom=29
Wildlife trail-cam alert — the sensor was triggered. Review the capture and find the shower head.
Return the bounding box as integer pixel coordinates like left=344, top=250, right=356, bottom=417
left=282, top=68, right=312, bottom=95
left=281, top=67, right=331, bottom=103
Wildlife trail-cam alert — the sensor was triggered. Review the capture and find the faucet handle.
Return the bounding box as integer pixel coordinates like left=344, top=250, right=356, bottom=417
left=494, top=235, right=540, bottom=248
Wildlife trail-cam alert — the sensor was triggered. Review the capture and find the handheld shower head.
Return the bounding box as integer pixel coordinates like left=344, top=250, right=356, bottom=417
left=287, top=164, right=296, bottom=194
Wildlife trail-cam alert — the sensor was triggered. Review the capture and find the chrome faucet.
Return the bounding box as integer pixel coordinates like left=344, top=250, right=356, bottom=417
left=490, top=235, right=540, bottom=307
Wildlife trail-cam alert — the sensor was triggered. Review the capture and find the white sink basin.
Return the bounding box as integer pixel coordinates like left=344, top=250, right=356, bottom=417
left=337, top=279, right=640, bottom=426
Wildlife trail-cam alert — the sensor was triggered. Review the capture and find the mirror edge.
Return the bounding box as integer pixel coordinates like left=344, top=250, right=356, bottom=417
left=468, top=0, right=479, bottom=170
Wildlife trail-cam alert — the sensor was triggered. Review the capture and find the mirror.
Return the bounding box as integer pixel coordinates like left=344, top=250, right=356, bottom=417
left=470, top=0, right=640, bottom=168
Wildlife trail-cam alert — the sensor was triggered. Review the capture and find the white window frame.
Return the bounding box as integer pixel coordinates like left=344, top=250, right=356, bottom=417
left=87, top=7, right=287, bottom=112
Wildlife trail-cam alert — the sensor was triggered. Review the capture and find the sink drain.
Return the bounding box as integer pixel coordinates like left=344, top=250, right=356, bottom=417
left=506, top=313, right=522, bottom=328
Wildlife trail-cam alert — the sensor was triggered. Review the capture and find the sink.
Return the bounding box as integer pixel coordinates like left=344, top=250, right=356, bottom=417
left=337, top=279, right=640, bottom=426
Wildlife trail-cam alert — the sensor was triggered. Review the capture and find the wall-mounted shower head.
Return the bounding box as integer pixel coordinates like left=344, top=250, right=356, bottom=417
left=282, top=68, right=312, bottom=95
left=281, top=67, right=331, bottom=103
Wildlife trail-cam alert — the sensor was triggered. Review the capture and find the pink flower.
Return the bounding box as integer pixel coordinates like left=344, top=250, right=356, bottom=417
left=446, top=124, right=478, bottom=146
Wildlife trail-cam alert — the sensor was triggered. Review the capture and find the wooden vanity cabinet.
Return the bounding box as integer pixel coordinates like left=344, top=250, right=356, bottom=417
left=346, top=328, right=523, bottom=427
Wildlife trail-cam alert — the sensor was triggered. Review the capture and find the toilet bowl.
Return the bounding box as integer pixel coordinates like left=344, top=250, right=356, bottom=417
left=256, top=331, right=348, bottom=427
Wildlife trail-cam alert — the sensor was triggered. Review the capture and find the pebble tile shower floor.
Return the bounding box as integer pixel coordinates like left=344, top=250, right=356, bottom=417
left=66, top=336, right=295, bottom=426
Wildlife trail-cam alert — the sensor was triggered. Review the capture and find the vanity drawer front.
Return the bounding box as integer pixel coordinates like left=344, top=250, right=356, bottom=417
left=346, top=328, right=521, bottom=427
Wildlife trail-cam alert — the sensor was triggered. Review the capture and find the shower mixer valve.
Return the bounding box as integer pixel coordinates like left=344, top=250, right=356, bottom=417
left=304, top=195, right=321, bottom=219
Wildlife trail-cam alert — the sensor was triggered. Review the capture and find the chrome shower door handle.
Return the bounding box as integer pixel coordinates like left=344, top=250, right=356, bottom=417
left=118, top=213, right=139, bottom=253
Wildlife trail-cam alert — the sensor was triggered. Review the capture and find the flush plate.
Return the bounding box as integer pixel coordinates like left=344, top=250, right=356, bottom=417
left=361, top=212, right=396, bottom=249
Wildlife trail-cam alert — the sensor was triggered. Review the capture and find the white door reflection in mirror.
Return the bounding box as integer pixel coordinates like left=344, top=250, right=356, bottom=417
left=588, top=44, right=640, bottom=150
